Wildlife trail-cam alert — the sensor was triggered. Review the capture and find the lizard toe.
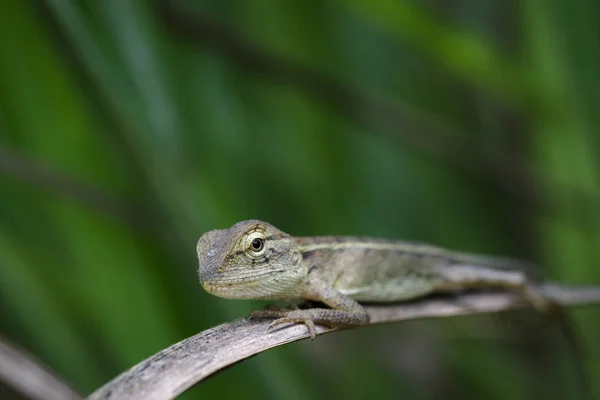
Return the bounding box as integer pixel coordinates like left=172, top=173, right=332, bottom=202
left=268, top=317, right=317, bottom=340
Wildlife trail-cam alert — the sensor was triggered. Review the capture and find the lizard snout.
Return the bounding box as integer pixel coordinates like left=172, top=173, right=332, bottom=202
left=196, top=230, right=224, bottom=283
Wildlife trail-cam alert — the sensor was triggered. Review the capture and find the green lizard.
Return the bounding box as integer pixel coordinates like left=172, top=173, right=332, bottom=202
left=197, top=219, right=556, bottom=339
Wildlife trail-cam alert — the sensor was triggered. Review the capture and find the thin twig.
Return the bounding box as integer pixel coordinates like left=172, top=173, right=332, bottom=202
left=87, top=283, right=600, bottom=400
left=0, top=337, right=83, bottom=400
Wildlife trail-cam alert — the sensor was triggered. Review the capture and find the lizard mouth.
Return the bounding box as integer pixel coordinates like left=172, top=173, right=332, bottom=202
left=200, top=280, right=261, bottom=299
left=201, top=271, right=290, bottom=300
left=200, top=281, right=228, bottom=297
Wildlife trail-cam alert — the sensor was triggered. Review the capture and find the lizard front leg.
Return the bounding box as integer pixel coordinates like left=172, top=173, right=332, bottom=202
left=250, top=278, right=370, bottom=340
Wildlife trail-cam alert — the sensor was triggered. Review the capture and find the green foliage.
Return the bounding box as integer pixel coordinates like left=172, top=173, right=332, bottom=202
left=0, top=0, right=598, bottom=398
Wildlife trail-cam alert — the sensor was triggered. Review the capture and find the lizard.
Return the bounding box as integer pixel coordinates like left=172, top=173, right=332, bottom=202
left=196, top=219, right=557, bottom=339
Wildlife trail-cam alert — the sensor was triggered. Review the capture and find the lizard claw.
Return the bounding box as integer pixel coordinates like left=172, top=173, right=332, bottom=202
left=268, top=317, right=317, bottom=341
left=249, top=308, right=318, bottom=340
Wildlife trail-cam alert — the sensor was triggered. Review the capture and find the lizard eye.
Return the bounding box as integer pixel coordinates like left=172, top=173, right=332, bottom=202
left=250, top=238, right=264, bottom=252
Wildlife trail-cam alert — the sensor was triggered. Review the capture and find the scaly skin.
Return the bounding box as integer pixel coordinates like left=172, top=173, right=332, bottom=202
left=197, top=220, right=552, bottom=338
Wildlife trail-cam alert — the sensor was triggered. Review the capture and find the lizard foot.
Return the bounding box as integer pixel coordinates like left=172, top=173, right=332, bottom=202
left=249, top=308, right=318, bottom=340
left=520, top=284, right=560, bottom=314
left=250, top=306, right=368, bottom=340
left=269, top=316, right=317, bottom=340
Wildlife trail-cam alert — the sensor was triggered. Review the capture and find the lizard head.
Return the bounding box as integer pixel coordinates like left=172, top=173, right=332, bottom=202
left=197, top=220, right=305, bottom=300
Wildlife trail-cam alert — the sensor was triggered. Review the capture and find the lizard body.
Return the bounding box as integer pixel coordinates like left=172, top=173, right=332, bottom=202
left=197, top=220, right=550, bottom=338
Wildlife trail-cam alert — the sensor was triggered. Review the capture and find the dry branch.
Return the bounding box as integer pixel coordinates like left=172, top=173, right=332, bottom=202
left=87, top=283, right=600, bottom=400
left=0, top=337, right=82, bottom=400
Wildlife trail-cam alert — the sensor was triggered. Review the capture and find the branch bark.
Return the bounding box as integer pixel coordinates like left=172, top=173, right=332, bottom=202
left=87, top=283, right=600, bottom=400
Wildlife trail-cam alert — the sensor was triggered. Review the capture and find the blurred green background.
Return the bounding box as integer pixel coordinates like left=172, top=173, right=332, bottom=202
left=1, top=0, right=599, bottom=399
